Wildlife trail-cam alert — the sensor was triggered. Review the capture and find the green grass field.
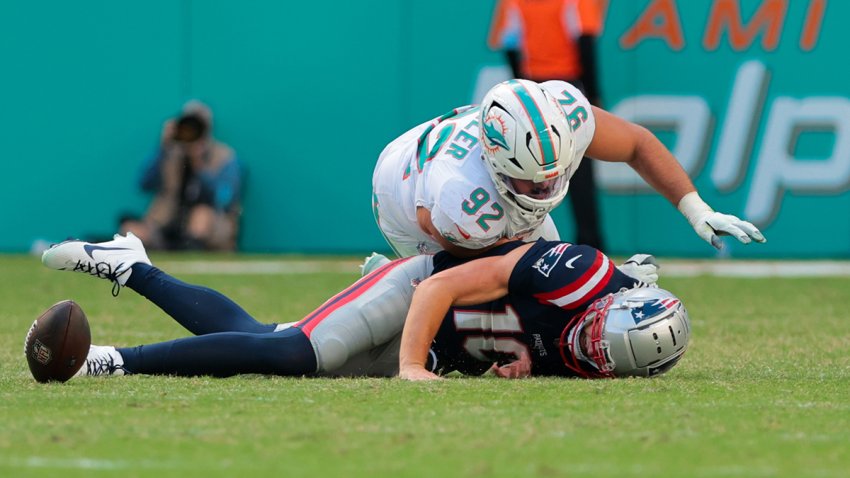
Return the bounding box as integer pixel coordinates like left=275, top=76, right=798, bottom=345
left=1, top=253, right=848, bottom=478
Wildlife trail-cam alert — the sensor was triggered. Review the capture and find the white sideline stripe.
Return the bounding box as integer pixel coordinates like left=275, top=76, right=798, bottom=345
left=7, top=457, right=845, bottom=477
left=661, top=260, right=850, bottom=278
left=156, top=259, right=850, bottom=277
left=159, top=260, right=361, bottom=275
left=6, top=456, right=191, bottom=470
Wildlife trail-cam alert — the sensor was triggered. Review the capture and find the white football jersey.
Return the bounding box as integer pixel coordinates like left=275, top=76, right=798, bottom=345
left=372, top=81, right=595, bottom=256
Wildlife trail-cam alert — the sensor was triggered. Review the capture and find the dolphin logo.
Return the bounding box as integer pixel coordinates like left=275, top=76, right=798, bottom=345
left=483, top=119, right=510, bottom=151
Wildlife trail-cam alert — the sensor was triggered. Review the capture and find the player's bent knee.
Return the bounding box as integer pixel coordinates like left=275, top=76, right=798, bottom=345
left=258, top=329, right=319, bottom=376
left=314, top=335, right=351, bottom=372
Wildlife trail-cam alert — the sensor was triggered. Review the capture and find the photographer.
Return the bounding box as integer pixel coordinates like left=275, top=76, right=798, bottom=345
left=120, top=100, right=243, bottom=251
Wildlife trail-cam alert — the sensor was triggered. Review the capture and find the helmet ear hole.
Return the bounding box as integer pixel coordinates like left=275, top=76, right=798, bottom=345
left=551, top=125, right=563, bottom=140
left=524, top=132, right=536, bottom=163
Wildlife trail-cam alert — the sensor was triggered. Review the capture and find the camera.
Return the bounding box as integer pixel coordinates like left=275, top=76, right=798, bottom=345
left=173, top=114, right=208, bottom=143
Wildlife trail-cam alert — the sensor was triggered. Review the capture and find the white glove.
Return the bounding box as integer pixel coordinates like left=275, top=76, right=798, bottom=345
left=678, top=192, right=766, bottom=250
left=617, top=254, right=659, bottom=285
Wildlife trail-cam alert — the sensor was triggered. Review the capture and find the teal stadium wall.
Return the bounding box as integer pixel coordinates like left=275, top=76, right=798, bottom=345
left=1, top=0, right=848, bottom=257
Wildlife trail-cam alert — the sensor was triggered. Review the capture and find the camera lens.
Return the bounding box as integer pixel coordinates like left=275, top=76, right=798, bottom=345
left=174, top=115, right=207, bottom=143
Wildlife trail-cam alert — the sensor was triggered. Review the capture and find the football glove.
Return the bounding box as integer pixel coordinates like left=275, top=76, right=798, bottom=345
left=678, top=192, right=766, bottom=249
left=617, top=254, right=659, bottom=285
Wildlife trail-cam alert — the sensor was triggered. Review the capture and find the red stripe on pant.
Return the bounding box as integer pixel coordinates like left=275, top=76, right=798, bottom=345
left=294, top=257, right=416, bottom=337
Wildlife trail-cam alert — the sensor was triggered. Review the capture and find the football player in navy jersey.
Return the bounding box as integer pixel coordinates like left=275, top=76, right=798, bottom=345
left=400, top=240, right=688, bottom=380
left=34, top=233, right=688, bottom=381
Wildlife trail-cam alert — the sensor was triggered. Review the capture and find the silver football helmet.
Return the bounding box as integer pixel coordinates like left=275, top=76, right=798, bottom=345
left=559, top=287, right=691, bottom=378
left=479, top=79, right=577, bottom=224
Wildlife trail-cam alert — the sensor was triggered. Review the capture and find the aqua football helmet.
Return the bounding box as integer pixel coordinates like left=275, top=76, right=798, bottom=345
left=560, top=287, right=691, bottom=378
left=479, top=79, right=576, bottom=224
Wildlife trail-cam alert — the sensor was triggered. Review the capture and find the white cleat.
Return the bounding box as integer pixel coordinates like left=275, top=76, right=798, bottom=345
left=74, top=345, right=126, bottom=378
left=41, top=232, right=151, bottom=294
left=360, top=252, right=391, bottom=276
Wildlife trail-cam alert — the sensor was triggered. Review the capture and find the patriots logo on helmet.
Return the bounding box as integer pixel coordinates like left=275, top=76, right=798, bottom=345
left=482, top=111, right=510, bottom=155
left=629, top=298, right=681, bottom=323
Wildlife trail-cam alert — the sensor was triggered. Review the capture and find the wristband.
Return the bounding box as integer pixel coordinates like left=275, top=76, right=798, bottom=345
left=677, top=191, right=713, bottom=226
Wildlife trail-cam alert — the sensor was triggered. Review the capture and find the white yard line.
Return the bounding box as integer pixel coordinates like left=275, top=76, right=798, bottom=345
left=4, top=456, right=192, bottom=470
left=159, top=260, right=361, bottom=275
left=7, top=456, right=844, bottom=477
left=661, top=261, right=850, bottom=277
left=157, top=259, right=850, bottom=278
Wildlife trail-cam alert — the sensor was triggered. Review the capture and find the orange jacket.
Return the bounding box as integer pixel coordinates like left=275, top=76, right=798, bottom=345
left=488, top=0, right=604, bottom=80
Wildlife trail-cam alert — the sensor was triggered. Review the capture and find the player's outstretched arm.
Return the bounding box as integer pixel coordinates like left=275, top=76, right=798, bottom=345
left=586, top=107, right=766, bottom=249
left=398, top=244, right=532, bottom=381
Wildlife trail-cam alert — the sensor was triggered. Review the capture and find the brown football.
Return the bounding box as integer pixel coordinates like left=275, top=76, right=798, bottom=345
left=24, top=300, right=91, bottom=383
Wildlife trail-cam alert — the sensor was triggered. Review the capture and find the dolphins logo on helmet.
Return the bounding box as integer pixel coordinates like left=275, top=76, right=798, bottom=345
left=478, top=79, right=578, bottom=225
left=482, top=112, right=510, bottom=153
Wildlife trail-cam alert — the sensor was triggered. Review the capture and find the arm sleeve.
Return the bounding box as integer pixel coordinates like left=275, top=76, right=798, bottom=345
left=488, top=0, right=522, bottom=51
left=139, top=149, right=166, bottom=191
left=198, top=157, right=242, bottom=212
left=215, top=158, right=242, bottom=211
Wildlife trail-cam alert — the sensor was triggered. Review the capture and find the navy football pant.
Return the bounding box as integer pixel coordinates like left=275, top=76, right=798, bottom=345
left=116, top=264, right=317, bottom=377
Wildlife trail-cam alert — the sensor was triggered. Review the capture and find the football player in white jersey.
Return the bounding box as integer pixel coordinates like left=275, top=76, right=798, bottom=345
left=367, top=79, right=765, bottom=271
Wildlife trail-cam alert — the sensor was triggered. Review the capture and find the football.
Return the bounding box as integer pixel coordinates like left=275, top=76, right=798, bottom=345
left=24, top=300, right=91, bottom=383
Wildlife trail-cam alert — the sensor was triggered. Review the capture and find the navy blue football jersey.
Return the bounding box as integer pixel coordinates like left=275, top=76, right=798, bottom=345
left=430, top=240, right=642, bottom=377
